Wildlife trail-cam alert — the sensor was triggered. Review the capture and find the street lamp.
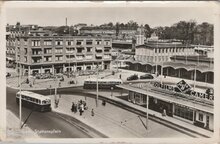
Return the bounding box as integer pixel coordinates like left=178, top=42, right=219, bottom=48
left=145, top=84, right=151, bottom=130
left=96, top=64, right=99, bottom=107
left=19, top=66, right=22, bottom=129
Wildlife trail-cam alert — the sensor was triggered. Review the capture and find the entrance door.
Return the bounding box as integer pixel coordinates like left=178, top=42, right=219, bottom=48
left=206, top=115, right=209, bottom=129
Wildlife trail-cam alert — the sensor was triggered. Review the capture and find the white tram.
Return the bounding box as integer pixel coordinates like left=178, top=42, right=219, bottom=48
left=16, top=91, right=51, bottom=112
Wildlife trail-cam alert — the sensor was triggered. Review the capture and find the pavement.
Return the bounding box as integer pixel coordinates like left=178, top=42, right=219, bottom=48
left=6, top=110, right=39, bottom=141
left=50, top=93, right=193, bottom=138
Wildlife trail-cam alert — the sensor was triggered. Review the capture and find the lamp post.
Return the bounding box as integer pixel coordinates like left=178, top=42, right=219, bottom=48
left=144, top=84, right=151, bottom=130
left=19, top=65, right=22, bottom=129
left=96, top=64, right=99, bottom=107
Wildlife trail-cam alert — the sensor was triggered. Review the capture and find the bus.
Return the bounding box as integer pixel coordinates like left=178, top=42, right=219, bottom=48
left=16, top=91, right=51, bottom=112
left=83, top=78, right=123, bottom=89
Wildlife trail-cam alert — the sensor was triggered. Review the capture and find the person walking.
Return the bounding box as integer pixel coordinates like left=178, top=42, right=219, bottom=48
left=91, top=109, right=94, bottom=117
left=71, top=102, right=75, bottom=112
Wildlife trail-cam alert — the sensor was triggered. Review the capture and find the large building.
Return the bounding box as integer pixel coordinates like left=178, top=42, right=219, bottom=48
left=118, top=80, right=214, bottom=131
left=15, top=35, right=112, bottom=75
left=135, top=42, right=195, bottom=63
left=126, top=40, right=214, bottom=84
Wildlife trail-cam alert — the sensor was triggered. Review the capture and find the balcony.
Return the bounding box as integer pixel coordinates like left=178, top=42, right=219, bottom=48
left=85, top=55, right=93, bottom=60
left=96, top=54, right=102, bottom=60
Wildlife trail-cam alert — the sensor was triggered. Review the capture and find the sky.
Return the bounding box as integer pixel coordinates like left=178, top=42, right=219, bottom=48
left=5, top=4, right=216, bottom=28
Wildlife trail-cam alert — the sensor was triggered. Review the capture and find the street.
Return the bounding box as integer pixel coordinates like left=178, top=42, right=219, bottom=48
left=6, top=87, right=98, bottom=138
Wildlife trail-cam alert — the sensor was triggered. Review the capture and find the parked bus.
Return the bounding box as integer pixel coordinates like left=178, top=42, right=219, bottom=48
left=16, top=91, right=51, bottom=112
left=83, top=78, right=123, bottom=89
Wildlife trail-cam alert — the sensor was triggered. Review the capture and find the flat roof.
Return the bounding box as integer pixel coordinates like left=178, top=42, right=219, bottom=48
left=118, top=84, right=213, bottom=113
left=136, top=43, right=194, bottom=49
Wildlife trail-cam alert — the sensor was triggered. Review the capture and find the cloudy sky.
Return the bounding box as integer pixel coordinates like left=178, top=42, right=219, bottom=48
left=5, top=2, right=216, bottom=28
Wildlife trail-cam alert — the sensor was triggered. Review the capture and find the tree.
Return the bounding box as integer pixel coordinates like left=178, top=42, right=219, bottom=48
left=116, top=22, right=120, bottom=37
left=144, top=24, right=152, bottom=38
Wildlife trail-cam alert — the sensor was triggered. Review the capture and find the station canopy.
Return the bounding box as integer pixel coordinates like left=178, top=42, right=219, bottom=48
left=127, top=60, right=213, bottom=73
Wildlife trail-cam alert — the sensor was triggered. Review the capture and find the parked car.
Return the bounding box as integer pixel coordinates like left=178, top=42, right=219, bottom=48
left=140, top=74, right=154, bottom=79
left=6, top=72, right=11, bottom=78
left=127, top=74, right=139, bottom=81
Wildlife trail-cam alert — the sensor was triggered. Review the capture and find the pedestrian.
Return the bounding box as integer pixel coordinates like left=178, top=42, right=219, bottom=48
left=119, top=74, right=121, bottom=79
left=102, top=100, right=106, bottom=106
left=74, top=104, right=78, bottom=113
left=91, top=109, right=94, bottom=116
left=71, top=102, right=75, bottom=112
left=163, top=109, right=167, bottom=116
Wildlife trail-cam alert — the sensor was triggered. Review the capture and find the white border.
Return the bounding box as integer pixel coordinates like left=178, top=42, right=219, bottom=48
left=1, top=1, right=219, bottom=143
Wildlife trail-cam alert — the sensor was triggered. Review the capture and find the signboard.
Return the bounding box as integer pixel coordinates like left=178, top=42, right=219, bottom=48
left=153, top=80, right=214, bottom=101
left=176, top=80, right=191, bottom=92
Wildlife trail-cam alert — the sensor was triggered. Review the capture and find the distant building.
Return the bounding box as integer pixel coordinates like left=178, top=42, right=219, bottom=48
left=135, top=26, right=145, bottom=46
left=135, top=42, right=195, bottom=63
left=15, top=35, right=112, bottom=75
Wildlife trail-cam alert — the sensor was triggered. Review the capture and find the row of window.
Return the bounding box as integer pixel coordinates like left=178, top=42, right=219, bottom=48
left=30, top=40, right=111, bottom=47
left=29, top=54, right=111, bottom=63
left=18, top=47, right=110, bottom=54
left=155, top=48, right=193, bottom=53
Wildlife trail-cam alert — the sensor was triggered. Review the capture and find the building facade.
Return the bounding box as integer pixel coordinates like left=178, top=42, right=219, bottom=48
left=135, top=42, right=195, bottom=63
left=118, top=80, right=214, bottom=131
left=16, top=36, right=112, bottom=75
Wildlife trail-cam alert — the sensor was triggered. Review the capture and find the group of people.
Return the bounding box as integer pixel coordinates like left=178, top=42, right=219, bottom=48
left=71, top=100, right=88, bottom=116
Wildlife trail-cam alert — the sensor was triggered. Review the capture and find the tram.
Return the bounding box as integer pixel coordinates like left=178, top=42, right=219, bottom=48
left=16, top=91, right=51, bottom=112
left=83, top=78, right=123, bottom=89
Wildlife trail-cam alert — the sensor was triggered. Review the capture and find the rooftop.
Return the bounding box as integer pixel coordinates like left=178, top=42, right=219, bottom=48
left=136, top=43, right=194, bottom=49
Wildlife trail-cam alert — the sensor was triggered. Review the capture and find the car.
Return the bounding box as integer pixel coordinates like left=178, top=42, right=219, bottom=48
left=127, top=74, right=139, bottom=81
left=140, top=74, right=154, bottom=79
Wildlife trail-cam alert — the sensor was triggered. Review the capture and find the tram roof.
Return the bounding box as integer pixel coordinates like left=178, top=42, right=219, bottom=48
left=16, top=91, right=50, bottom=101
left=84, top=78, right=123, bottom=82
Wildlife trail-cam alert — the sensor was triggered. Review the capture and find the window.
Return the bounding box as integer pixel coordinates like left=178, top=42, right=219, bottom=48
left=86, top=47, right=92, bottom=52
left=17, top=55, right=20, bottom=61
left=24, top=56, right=27, bottom=62
left=199, top=113, right=203, bottom=121
left=24, top=48, right=27, bottom=55
left=77, top=48, right=83, bottom=53
left=66, top=40, right=74, bottom=46
left=55, top=40, right=63, bottom=46
left=44, top=48, right=52, bottom=54
left=55, top=48, right=63, bottom=54
left=31, top=40, right=40, bottom=46
left=55, top=56, right=63, bottom=61
left=174, top=105, right=193, bottom=121
left=86, top=40, right=93, bottom=45
left=96, top=40, right=102, bottom=45
left=44, top=40, right=52, bottom=46
left=104, top=40, right=110, bottom=45
left=76, top=41, right=83, bottom=45
left=44, top=56, right=52, bottom=62
left=66, top=48, right=74, bottom=53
